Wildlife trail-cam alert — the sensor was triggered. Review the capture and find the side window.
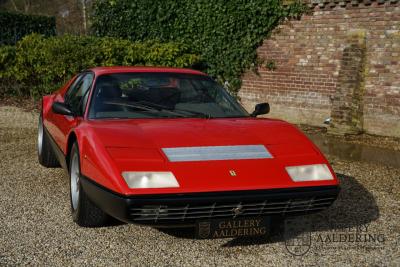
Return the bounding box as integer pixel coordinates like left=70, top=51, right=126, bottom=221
left=64, top=74, right=83, bottom=102
left=66, top=73, right=94, bottom=116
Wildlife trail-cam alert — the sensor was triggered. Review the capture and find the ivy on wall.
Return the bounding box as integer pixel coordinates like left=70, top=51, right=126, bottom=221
left=92, top=0, right=306, bottom=93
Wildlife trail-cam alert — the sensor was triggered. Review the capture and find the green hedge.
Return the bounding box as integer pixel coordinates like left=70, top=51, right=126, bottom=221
left=0, top=11, right=56, bottom=45
left=0, top=34, right=200, bottom=98
left=92, top=0, right=306, bottom=93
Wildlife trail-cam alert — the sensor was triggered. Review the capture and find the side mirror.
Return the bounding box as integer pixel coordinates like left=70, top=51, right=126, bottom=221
left=52, top=102, right=74, bottom=116
left=251, top=102, right=270, bottom=117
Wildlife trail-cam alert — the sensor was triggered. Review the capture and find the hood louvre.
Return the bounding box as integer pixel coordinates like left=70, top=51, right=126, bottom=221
left=162, top=145, right=272, bottom=162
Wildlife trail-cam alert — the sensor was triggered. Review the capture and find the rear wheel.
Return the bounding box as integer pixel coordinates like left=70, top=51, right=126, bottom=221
left=37, top=113, right=60, bottom=168
left=69, top=142, right=108, bottom=227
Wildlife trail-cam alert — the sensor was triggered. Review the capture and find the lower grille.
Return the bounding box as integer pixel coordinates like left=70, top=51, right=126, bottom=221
left=129, top=196, right=335, bottom=223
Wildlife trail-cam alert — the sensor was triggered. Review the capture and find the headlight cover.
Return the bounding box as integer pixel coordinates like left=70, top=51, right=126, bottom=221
left=285, top=164, right=334, bottom=182
left=122, top=171, right=179, bottom=189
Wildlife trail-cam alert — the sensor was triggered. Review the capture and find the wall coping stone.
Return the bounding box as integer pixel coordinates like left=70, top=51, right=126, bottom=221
left=308, top=0, right=398, bottom=8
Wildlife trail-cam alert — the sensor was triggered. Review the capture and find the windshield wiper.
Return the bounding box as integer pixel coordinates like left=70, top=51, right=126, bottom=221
left=173, top=108, right=211, bottom=118
left=104, top=101, right=212, bottom=118
left=103, top=101, right=186, bottom=118
left=134, top=101, right=211, bottom=118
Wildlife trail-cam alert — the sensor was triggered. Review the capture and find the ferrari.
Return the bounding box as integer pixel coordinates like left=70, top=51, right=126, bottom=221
left=38, top=66, right=339, bottom=236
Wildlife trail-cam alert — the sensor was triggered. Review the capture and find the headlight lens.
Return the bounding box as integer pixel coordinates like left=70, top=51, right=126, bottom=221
left=285, top=164, right=334, bottom=182
left=121, top=171, right=179, bottom=189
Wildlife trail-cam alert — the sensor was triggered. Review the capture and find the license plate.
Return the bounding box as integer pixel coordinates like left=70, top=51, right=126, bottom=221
left=196, top=217, right=270, bottom=239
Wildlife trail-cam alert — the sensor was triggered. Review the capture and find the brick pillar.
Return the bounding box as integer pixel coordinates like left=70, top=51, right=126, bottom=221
left=329, top=30, right=367, bottom=135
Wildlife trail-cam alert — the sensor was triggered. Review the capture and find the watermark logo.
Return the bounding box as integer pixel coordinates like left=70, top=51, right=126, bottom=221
left=284, top=218, right=312, bottom=256
left=198, top=222, right=211, bottom=238
left=313, top=222, right=385, bottom=250
left=283, top=218, right=386, bottom=256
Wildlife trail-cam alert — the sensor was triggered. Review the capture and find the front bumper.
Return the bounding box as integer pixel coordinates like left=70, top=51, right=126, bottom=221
left=81, top=176, right=340, bottom=225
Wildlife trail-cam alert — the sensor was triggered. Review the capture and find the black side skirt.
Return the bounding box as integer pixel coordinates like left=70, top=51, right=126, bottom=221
left=44, top=126, right=68, bottom=171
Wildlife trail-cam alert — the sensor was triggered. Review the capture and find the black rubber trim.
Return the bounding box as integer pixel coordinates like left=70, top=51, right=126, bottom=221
left=80, top=175, right=340, bottom=224
left=44, top=126, right=68, bottom=171
left=80, top=176, right=132, bottom=222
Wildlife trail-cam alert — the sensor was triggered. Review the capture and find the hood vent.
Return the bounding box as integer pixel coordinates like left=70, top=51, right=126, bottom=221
left=162, top=145, right=272, bottom=162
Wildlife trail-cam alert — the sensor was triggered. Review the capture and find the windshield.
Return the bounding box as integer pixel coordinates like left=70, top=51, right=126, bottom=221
left=88, top=72, right=249, bottom=119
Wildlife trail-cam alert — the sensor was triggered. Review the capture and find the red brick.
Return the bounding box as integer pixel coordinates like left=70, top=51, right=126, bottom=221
left=239, top=0, right=400, bottom=137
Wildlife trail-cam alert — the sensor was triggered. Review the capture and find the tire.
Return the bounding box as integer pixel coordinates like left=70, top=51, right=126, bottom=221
left=69, top=142, right=108, bottom=227
left=37, top=113, right=60, bottom=168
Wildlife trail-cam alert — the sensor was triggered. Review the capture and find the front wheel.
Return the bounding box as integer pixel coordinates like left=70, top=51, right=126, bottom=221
left=37, top=113, right=60, bottom=168
left=69, top=142, right=108, bottom=227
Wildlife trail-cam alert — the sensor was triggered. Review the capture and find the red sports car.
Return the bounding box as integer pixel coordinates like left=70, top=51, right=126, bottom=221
left=38, top=66, right=339, bottom=237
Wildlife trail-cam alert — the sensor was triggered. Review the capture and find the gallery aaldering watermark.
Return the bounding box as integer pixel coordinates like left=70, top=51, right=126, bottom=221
left=284, top=218, right=386, bottom=256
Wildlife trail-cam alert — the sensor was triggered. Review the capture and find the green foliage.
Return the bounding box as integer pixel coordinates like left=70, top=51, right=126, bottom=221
left=265, top=60, right=277, bottom=71
left=0, top=34, right=200, bottom=98
left=0, top=11, right=56, bottom=45
left=120, top=79, right=142, bottom=90
left=92, top=0, right=306, bottom=93
left=0, top=45, right=16, bottom=75
left=0, top=45, right=19, bottom=96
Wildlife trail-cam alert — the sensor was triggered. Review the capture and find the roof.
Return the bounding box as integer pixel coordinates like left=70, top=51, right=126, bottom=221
left=89, top=66, right=207, bottom=76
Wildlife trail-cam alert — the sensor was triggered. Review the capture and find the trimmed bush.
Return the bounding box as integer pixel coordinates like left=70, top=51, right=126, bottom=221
left=92, top=0, right=306, bottom=93
left=0, top=45, right=16, bottom=74
left=0, top=34, right=200, bottom=98
left=0, top=45, right=18, bottom=96
left=0, top=11, right=56, bottom=45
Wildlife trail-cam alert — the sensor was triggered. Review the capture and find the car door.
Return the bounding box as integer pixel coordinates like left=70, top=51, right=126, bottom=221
left=51, top=72, right=94, bottom=154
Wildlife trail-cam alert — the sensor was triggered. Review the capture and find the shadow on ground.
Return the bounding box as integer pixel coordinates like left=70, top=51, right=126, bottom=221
left=157, top=173, right=379, bottom=247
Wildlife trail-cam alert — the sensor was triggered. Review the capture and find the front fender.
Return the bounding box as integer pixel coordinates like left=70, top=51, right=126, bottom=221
left=42, top=94, right=54, bottom=117
left=74, top=124, right=127, bottom=194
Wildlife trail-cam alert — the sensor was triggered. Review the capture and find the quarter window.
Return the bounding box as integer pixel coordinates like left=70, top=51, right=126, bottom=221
left=64, top=74, right=83, bottom=102
left=66, top=73, right=94, bottom=116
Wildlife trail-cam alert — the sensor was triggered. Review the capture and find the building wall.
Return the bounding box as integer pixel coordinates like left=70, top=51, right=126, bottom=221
left=239, top=0, right=400, bottom=137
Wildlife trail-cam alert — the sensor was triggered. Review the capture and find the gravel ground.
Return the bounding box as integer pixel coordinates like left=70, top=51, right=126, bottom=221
left=0, top=106, right=399, bottom=266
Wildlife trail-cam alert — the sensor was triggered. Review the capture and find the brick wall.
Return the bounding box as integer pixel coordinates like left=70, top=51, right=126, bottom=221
left=239, top=0, right=400, bottom=137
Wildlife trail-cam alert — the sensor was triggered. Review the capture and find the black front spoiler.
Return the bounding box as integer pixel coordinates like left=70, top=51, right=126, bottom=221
left=80, top=176, right=340, bottom=225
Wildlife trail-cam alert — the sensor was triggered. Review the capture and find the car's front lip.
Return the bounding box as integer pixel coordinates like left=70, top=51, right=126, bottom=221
left=80, top=175, right=340, bottom=226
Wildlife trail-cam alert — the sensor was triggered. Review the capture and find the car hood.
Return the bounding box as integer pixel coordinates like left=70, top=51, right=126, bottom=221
left=87, top=117, right=307, bottom=148
left=83, top=118, right=337, bottom=195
